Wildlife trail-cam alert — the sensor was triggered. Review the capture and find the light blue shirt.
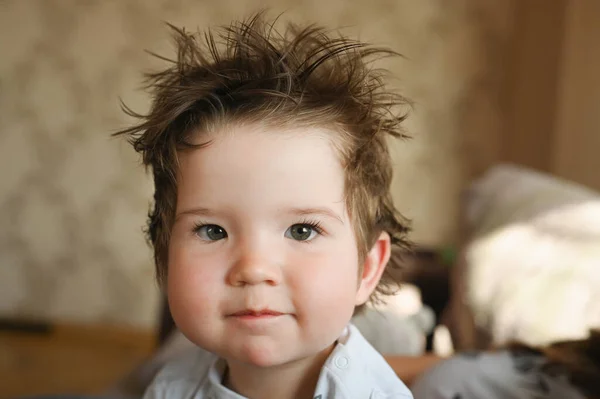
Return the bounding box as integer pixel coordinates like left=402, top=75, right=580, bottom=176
left=144, top=324, right=413, bottom=399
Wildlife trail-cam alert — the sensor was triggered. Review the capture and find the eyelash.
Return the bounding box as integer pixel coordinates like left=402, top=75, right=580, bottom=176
left=297, top=218, right=325, bottom=235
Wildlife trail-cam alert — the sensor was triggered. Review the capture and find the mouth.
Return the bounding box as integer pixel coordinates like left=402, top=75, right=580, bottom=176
left=228, top=309, right=285, bottom=318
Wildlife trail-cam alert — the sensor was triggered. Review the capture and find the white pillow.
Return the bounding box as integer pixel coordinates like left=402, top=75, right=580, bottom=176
left=463, top=164, right=600, bottom=347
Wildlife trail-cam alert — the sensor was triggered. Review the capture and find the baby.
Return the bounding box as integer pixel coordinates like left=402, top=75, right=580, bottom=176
left=116, top=13, right=414, bottom=399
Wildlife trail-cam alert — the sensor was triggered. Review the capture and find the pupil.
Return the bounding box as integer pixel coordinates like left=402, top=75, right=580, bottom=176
left=208, top=226, right=223, bottom=239
left=295, top=226, right=309, bottom=239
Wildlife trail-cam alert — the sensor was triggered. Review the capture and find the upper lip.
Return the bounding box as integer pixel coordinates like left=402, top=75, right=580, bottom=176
left=229, top=309, right=284, bottom=317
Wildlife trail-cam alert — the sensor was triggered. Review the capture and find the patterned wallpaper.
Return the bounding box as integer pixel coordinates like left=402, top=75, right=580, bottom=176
left=0, top=0, right=510, bottom=328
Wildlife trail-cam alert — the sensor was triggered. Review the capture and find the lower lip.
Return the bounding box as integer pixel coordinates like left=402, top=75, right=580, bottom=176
left=232, top=314, right=283, bottom=320
left=228, top=313, right=286, bottom=328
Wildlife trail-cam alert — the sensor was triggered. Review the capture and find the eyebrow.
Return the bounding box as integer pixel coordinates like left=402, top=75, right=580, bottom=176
left=175, top=206, right=344, bottom=224
left=175, top=207, right=216, bottom=221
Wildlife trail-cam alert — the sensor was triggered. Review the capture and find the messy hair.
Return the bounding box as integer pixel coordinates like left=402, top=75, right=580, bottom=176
left=114, top=13, right=412, bottom=305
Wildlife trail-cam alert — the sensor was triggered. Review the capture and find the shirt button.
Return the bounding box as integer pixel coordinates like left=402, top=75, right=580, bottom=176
left=334, top=356, right=349, bottom=369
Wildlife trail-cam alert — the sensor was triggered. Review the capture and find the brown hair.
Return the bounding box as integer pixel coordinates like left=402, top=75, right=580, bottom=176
left=114, top=13, right=412, bottom=305
left=507, top=330, right=600, bottom=399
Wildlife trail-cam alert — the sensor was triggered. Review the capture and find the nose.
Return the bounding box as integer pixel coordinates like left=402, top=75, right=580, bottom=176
left=227, top=247, right=282, bottom=287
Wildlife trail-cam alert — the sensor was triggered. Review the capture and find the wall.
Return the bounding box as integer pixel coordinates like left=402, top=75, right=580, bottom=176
left=499, top=0, right=567, bottom=173
left=491, top=0, right=600, bottom=192
left=553, top=0, right=600, bottom=191
left=0, top=0, right=510, bottom=328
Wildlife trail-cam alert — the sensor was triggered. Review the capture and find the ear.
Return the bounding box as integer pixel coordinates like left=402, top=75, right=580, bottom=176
left=355, top=231, right=392, bottom=305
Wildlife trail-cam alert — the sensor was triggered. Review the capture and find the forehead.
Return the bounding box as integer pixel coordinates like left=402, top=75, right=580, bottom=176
left=176, top=124, right=347, bottom=211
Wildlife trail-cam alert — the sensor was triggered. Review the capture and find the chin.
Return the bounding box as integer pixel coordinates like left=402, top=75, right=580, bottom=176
left=236, top=341, right=335, bottom=370
left=232, top=342, right=288, bottom=368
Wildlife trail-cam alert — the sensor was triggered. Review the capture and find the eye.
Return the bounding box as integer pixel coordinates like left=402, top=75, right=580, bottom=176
left=194, top=224, right=228, bottom=241
left=285, top=223, right=321, bottom=242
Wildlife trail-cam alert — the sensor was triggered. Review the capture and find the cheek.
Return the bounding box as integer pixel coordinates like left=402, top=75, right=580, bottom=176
left=167, top=241, right=223, bottom=324
left=290, top=248, right=359, bottom=316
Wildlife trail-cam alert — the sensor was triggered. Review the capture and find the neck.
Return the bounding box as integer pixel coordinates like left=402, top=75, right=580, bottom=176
left=223, top=344, right=335, bottom=399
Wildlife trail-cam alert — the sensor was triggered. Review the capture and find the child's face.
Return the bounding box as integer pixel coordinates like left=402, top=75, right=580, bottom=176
left=167, top=124, right=374, bottom=368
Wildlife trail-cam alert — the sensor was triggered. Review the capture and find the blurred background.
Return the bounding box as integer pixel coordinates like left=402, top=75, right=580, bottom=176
left=1, top=0, right=599, bottom=397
